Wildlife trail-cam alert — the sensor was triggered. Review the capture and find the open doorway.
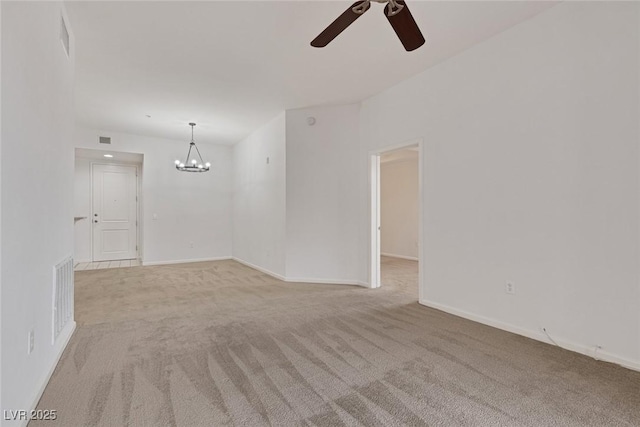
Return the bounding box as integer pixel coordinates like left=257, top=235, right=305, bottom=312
left=370, top=141, right=423, bottom=300
left=74, top=148, right=143, bottom=271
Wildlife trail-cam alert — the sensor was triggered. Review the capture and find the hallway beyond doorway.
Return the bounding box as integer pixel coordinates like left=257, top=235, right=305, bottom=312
left=380, top=255, right=418, bottom=297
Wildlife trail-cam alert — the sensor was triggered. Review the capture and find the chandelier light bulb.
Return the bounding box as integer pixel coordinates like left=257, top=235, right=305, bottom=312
left=174, top=160, right=180, bottom=165
left=205, top=162, right=211, bottom=168
left=179, top=163, right=185, bottom=168
left=191, top=159, right=197, bottom=165
left=198, top=164, right=203, bottom=169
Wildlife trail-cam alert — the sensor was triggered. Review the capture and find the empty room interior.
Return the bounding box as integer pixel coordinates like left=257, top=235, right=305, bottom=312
left=2, top=1, right=640, bottom=426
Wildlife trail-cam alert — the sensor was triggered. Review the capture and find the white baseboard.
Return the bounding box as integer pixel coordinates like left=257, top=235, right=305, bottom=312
left=381, top=252, right=419, bottom=261
left=420, top=299, right=640, bottom=373
left=20, top=321, right=76, bottom=427
left=142, top=256, right=232, bottom=266
left=285, top=276, right=365, bottom=286
left=231, top=257, right=287, bottom=281
left=232, top=257, right=367, bottom=287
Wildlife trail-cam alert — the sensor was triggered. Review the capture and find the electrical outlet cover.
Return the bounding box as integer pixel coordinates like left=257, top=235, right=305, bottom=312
left=505, top=282, right=516, bottom=294
left=28, top=330, right=34, bottom=354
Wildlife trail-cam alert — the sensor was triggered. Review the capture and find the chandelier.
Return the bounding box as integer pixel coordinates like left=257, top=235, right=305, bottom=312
left=174, top=123, right=211, bottom=172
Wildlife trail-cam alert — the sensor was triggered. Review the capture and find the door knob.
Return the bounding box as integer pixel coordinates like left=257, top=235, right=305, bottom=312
left=94, top=220, right=98, bottom=223
left=94, top=213, right=98, bottom=217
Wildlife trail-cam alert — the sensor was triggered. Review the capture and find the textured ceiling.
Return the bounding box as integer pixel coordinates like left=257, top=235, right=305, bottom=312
left=67, top=1, right=556, bottom=145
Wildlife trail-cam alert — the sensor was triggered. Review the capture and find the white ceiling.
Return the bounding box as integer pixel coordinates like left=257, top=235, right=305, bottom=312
left=67, top=1, right=556, bottom=145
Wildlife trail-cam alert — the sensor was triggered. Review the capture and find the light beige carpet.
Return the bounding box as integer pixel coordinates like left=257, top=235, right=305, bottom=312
left=33, top=257, right=640, bottom=426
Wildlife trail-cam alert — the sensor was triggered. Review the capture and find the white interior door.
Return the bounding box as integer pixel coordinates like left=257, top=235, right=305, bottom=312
left=92, top=164, right=138, bottom=261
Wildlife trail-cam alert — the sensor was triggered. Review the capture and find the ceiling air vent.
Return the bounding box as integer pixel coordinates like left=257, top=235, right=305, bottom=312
left=60, top=16, right=70, bottom=57
left=98, top=136, right=111, bottom=145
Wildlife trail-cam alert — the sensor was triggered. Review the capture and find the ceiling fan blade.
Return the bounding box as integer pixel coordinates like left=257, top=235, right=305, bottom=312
left=384, top=1, right=425, bottom=52
left=311, top=1, right=371, bottom=48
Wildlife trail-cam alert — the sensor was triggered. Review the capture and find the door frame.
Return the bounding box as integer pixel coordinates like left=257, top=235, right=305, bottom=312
left=369, top=138, right=424, bottom=301
left=90, top=162, right=140, bottom=262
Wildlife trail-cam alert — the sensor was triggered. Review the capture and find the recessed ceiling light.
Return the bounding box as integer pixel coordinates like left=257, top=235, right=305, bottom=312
left=104, top=154, right=113, bottom=158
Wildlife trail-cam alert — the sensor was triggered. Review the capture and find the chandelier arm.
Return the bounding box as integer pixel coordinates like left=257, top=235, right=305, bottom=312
left=193, top=144, right=206, bottom=165
left=185, top=144, right=194, bottom=163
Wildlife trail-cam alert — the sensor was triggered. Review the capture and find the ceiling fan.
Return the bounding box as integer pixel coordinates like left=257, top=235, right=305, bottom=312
left=311, top=0, right=425, bottom=52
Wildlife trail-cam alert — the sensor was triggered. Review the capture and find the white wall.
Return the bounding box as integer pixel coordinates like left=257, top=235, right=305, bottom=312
left=381, top=157, right=419, bottom=260
left=1, top=2, right=76, bottom=424
left=359, top=2, right=640, bottom=368
left=285, top=105, right=361, bottom=283
left=232, top=114, right=287, bottom=276
left=74, top=128, right=232, bottom=265
left=0, top=1, right=3, bottom=415
left=232, top=106, right=361, bottom=284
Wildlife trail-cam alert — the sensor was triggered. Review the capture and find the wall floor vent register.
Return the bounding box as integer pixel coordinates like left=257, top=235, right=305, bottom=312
left=52, top=256, right=74, bottom=343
